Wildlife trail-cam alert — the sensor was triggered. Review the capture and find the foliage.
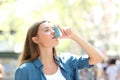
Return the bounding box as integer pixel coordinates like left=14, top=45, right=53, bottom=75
left=0, top=0, right=120, bottom=55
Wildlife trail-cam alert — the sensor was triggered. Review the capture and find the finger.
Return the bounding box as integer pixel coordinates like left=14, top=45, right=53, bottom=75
left=64, top=27, right=71, bottom=36
left=67, top=28, right=72, bottom=35
left=56, top=24, right=62, bottom=31
left=56, top=24, right=65, bottom=36
left=61, top=29, right=66, bottom=37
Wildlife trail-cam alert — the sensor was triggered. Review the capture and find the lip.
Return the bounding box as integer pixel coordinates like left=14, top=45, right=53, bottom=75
left=52, top=36, right=56, bottom=39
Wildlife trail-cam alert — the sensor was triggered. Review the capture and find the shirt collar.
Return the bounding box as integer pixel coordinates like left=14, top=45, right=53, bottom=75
left=33, top=58, right=43, bottom=69
left=32, top=55, right=67, bottom=72
left=32, top=56, right=59, bottom=69
left=54, top=55, right=68, bottom=72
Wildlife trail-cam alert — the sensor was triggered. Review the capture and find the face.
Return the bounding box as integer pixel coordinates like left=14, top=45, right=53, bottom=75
left=32, top=22, right=59, bottom=48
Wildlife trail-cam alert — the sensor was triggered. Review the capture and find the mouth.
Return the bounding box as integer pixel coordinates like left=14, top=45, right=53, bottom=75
left=52, top=36, right=56, bottom=39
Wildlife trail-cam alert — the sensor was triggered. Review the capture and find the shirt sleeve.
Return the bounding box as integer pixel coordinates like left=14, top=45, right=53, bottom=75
left=15, top=68, right=28, bottom=80
left=58, top=52, right=93, bottom=70
left=77, top=56, right=93, bottom=69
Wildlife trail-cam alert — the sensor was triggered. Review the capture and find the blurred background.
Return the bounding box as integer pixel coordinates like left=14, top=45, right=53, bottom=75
left=0, top=0, right=120, bottom=80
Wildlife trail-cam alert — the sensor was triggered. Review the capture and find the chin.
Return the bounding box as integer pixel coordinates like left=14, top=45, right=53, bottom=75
left=54, top=40, right=59, bottom=46
left=55, top=41, right=59, bottom=45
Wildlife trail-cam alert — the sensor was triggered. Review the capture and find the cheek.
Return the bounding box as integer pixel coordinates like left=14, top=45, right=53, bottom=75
left=38, top=31, right=51, bottom=40
left=44, top=31, right=51, bottom=35
left=38, top=35, right=51, bottom=44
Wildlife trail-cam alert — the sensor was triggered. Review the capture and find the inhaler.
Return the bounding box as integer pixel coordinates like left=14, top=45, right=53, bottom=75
left=53, top=25, right=61, bottom=38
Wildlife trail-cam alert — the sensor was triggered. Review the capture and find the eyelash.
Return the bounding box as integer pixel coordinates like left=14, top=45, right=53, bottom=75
left=44, top=27, right=54, bottom=32
left=45, top=29, right=50, bottom=32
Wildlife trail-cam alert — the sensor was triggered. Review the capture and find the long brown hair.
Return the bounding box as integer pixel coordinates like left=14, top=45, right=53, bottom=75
left=18, top=20, right=56, bottom=66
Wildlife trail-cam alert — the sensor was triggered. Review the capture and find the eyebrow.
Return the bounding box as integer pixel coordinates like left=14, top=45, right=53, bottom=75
left=42, top=26, right=53, bottom=29
left=41, top=27, right=52, bottom=31
left=43, top=27, right=49, bottom=29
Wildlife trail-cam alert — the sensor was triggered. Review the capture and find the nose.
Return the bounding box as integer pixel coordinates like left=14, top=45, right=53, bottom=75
left=51, top=28, right=55, bottom=34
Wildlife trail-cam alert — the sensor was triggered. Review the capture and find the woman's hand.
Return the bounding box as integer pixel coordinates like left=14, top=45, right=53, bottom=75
left=57, top=25, right=76, bottom=39
left=57, top=24, right=103, bottom=65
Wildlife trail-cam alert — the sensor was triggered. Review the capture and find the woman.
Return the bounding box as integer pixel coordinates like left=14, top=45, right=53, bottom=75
left=106, top=58, right=118, bottom=80
left=15, top=20, right=103, bottom=80
left=0, top=64, right=5, bottom=80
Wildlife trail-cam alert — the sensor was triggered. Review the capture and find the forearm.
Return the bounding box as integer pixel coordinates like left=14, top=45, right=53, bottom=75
left=59, top=26, right=103, bottom=65
left=71, top=34, right=103, bottom=65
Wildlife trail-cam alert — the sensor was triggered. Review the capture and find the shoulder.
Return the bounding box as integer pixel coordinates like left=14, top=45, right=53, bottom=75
left=16, top=58, right=42, bottom=72
left=57, top=52, right=79, bottom=58
left=56, top=52, right=91, bottom=69
left=57, top=52, right=89, bottom=60
left=15, top=62, right=34, bottom=80
left=19, top=61, right=34, bottom=70
left=15, top=61, right=34, bottom=74
left=57, top=52, right=88, bottom=63
left=57, top=52, right=74, bottom=61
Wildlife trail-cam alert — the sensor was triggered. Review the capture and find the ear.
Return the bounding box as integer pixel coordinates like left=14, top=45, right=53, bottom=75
left=32, top=37, right=38, bottom=44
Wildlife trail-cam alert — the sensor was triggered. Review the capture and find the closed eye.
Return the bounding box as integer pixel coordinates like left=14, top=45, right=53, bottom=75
left=44, top=29, right=50, bottom=32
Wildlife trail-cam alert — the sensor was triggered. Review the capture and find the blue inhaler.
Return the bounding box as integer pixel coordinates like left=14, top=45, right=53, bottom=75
left=53, top=25, right=61, bottom=38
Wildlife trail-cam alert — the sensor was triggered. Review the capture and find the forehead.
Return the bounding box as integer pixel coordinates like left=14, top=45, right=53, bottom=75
left=39, top=22, right=52, bottom=29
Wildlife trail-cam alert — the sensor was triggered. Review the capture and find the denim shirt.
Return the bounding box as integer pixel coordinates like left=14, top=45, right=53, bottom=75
left=15, top=52, right=93, bottom=80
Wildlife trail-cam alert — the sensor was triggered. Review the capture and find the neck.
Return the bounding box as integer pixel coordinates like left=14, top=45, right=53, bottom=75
left=38, top=47, right=54, bottom=65
left=38, top=47, right=58, bottom=75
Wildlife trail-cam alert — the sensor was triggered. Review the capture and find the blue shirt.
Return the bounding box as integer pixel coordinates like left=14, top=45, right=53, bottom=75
left=15, top=53, right=93, bottom=80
